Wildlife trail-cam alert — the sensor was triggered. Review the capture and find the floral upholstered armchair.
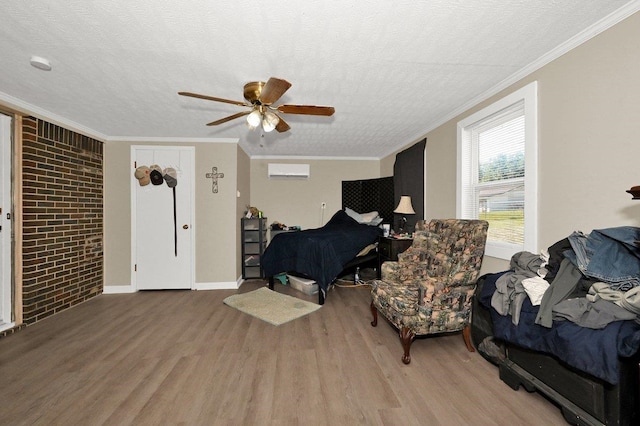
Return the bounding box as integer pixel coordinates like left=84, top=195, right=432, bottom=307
left=369, top=219, right=489, bottom=364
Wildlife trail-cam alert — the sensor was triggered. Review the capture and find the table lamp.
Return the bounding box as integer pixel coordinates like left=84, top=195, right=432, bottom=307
left=394, top=195, right=415, bottom=234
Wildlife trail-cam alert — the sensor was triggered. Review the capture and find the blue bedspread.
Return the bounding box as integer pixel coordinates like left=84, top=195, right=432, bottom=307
left=480, top=272, right=640, bottom=384
left=261, top=210, right=382, bottom=295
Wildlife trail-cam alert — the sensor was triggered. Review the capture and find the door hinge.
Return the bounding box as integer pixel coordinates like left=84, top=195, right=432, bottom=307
left=134, top=264, right=137, bottom=272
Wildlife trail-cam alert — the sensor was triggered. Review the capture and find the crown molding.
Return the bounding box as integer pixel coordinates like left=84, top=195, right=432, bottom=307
left=0, top=91, right=108, bottom=141
left=107, top=136, right=238, bottom=143
left=403, top=1, right=640, bottom=156
left=250, top=155, right=380, bottom=161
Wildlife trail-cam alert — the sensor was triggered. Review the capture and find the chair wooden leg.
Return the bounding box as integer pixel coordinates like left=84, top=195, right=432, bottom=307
left=370, top=300, right=378, bottom=327
left=400, top=326, right=415, bottom=364
left=462, top=324, right=475, bottom=352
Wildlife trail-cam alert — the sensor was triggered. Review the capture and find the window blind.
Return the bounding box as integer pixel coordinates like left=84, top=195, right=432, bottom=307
left=461, top=102, right=525, bottom=246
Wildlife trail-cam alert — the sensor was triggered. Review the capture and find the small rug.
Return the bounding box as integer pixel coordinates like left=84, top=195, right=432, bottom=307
left=223, top=287, right=321, bottom=326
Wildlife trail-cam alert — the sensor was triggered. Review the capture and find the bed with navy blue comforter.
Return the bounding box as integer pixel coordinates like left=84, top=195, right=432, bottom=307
left=479, top=272, right=640, bottom=385
left=262, top=210, right=381, bottom=304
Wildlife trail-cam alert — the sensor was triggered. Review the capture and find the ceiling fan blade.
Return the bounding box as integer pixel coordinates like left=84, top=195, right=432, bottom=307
left=275, top=116, right=291, bottom=133
left=277, top=104, right=335, bottom=116
left=259, top=78, right=292, bottom=105
left=178, top=91, right=247, bottom=107
left=206, top=111, right=251, bottom=126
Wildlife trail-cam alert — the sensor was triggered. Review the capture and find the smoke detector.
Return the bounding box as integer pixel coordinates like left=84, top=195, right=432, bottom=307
left=30, top=56, right=52, bottom=71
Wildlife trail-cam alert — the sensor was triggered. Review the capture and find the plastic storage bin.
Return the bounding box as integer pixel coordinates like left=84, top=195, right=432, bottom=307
left=287, top=274, right=319, bottom=295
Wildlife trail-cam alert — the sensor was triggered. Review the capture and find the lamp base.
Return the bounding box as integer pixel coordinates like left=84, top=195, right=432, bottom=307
left=396, top=216, right=408, bottom=234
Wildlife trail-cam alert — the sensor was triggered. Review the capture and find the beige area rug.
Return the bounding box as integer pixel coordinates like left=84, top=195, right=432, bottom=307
left=223, top=287, right=321, bottom=326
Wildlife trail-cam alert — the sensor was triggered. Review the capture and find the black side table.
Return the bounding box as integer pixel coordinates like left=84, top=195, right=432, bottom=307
left=377, top=236, right=413, bottom=278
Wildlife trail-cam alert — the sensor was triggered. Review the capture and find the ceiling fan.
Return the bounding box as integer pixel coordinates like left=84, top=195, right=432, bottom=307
left=178, top=77, right=335, bottom=133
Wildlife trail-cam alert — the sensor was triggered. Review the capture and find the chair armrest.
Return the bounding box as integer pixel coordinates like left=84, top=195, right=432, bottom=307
left=413, top=251, right=479, bottom=306
left=416, top=277, right=477, bottom=307
left=382, top=260, right=428, bottom=284
left=381, top=261, right=401, bottom=281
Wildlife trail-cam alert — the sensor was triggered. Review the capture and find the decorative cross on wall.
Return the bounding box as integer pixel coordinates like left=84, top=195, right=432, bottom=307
left=206, top=166, right=225, bottom=193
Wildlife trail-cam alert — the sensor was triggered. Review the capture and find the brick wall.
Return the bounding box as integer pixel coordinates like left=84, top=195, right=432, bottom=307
left=20, top=117, right=103, bottom=325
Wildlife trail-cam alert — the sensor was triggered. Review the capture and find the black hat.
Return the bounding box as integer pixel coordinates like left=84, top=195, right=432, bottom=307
left=149, top=164, right=164, bottom=185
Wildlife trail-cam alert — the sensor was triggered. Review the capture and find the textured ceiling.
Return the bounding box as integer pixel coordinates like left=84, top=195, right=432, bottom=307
left=0, top=1, right=638, bottom=158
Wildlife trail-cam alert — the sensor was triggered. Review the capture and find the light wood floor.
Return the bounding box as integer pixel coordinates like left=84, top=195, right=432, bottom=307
left=0, top=278, right=568, bottom=425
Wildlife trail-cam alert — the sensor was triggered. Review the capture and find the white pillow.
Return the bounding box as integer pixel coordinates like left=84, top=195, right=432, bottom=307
left=345, top=207, right=363, bottom=222
left=360, top=211, right=380, bottom=223
left=368, top=216, right=383, bottom=226
left=345, top=208, right=383, bottom=225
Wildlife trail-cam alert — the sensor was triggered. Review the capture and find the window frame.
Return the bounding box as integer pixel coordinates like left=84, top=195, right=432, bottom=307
left=456, top=81, right=538, bottom=260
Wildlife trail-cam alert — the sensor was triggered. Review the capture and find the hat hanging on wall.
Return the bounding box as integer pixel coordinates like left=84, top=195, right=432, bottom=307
left=149, top=164, right=164, bottom=185
left=164, top=167, right=178, bottom=188
left=134, top=166, right=151, bottom=186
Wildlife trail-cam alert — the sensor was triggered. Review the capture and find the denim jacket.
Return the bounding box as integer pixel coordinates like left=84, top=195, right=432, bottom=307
left=566, top=226, right=640, bottom=291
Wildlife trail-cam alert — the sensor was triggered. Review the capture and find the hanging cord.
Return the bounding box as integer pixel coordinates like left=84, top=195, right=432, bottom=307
left=173, top=186, right=177, bottom=256
left=162, top=165, right=179, bottom=257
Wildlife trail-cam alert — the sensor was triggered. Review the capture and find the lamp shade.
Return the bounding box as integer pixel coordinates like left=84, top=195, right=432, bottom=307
left=394, top=195, right=415, bottom=215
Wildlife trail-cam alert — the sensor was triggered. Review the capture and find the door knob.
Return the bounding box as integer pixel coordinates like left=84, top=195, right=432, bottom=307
left=183, top=224, right=189, bottom=229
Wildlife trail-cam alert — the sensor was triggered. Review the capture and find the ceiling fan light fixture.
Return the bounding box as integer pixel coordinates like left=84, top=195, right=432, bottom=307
left=262, top=110, right=280, bottom=132
left=246, top=109, right=262, bottom=129
left=179, top=76, right=335, bottom=133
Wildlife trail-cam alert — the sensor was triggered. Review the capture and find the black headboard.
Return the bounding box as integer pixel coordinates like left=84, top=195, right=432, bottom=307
left=342, top=176, right=394, bottom=224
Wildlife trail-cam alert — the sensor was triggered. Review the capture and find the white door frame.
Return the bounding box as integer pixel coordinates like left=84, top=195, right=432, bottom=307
left=130, top=145, right=195, bottom=291
left=0, top=113, right=13, bottom=331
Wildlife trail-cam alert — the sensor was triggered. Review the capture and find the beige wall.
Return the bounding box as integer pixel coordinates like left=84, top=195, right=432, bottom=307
left=250, top=158, right=382, bottom=231
left=104, top=140, right=241, bottom=288
left=236, top=146, right=251, bottom=278
left=379, top=154, right=395, bottom=178
left=197, top=143, right=239, bottom=283
left=383, top=11, right=640, bottom=273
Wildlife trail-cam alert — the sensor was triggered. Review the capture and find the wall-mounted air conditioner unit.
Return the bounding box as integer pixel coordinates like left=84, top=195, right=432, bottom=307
left=267, top=163, right=310, bottom=179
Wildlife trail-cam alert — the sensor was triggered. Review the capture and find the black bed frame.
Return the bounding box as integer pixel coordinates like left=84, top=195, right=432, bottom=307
left=500, top=345, right=639, bottom=425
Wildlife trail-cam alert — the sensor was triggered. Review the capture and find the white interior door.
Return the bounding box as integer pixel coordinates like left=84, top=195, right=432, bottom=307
left=132, top=146, right=194, bottom=290
left=0, top=114, right=12, bottom=330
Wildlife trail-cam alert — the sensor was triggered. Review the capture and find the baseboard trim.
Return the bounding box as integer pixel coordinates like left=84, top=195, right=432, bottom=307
left=103, top=279, right=242, bottom=293
left=103, top=285, right=136, bottom=294
left=193, top=280, right=240, bottom=291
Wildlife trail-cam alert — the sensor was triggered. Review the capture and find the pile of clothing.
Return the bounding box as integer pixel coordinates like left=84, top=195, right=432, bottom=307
left=491, top=226, right=640, bottom=329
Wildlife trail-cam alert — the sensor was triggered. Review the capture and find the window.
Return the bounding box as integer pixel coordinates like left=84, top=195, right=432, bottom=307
left=457, top=81, right=538, bottom=260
